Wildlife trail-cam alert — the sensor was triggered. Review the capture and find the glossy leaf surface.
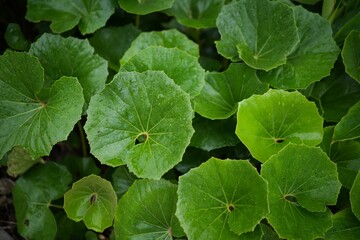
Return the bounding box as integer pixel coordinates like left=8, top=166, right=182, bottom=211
left=194, top=63, right=268, bottom=119
left=216, top=0, right=299, bottom=70
left=114, top=179, right=183, bottom=239
left=333, top=101, right=360, bottom=141
left=342, top=30, right=360, bottom=82
left=85, top=71, right=194, bottom=179
left=118, top=0, right=174, bottom=15
left=63, top=175, right=117, bottom=232
left=261, top=144, right=341, bottom=239
left=350, top=171, right=360, bottom=221
left=121, top=46, right=205, bottom=98
left=325, top=208, right=360, bottom=240
left=176, top=158, right=269, bottom=239
left=0, top=51, right=84, bottom=160
left=236, top=89, right=323, bottom=162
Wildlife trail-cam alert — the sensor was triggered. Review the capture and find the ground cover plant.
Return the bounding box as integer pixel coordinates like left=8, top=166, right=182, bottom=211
left=0, top=0, right=360, bottom=239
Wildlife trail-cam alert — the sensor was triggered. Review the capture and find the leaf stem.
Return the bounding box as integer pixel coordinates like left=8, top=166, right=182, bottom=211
left=48, top=203, right=63, bottom=209
left=77, top=120, right=88, bottom=157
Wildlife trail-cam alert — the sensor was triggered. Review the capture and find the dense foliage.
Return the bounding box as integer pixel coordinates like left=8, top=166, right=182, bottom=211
left=0, top=0, right=360, bottom=239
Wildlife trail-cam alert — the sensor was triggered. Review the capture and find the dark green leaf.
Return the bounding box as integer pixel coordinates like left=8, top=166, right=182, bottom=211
left=60, top=156, right=101, bottom=180
left=334, top=101, right=360, bottom=141
left=319, top=126, right=335, bottom=156
left=350, top=171, right=360, bottom=220
left=325, top=208, right=360, bottom=240
left=118, top=0, right=174, bottom=15
left=111, top=165, right=137, bottom=198
left=342, top=30, right=360, bottom=82
left=333, top=10, right=360, bottom=44
left=4, top=23, right=30, bottom=51
left=7, top=147, right=43, bottom=177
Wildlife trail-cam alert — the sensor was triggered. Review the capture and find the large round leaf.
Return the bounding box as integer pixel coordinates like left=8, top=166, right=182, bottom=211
left=176, top=158, right=269, bottom=239
left=261, top=144, right=341, bottom=239
left=0, top=50, right=84, bottom=160
left=120, top=29, right=199, bottom=65
left=26, top=0, right=116, bottom=34
left=85, top=71, right=194, bottom=179
left=193, top=63, right=268, bottom=119
left=350, top=171, right=360, bottom=221
left=258, top=6, right=340, bottom=89
left=118, top=0, right=174, bottom=15
left=13, top=162, right=72, bottom=240
left=114, top=179, right=184, bottom=239
left=235, top=89, right=323, bottom=162
left=120, top=46, right=205, bottom=98
left=63, top=175, right=117, bottom=232
left=216, top=0, right=299, bottom=70
left=29, top=33, right=108, bottom=106
left=333, top=101, right=360, bottom=141
left=342, top=30, right=360, bottom=83
left=325, top=208, right=360, bottom=240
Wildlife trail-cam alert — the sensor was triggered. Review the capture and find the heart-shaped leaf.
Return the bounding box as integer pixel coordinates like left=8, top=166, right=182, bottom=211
left=350, top=171, right=360, bottom=221
left=120, top=29, right=199, bottom=65
left=118, top=0, right=174, bottom=15
left=333, top=101, right=360, bottom=141
left=216, top=0, right=299, bottom=70
left=120, top=46, right=205, bottom=98
left=176, top=158, right=269, bottom=239
left=85, top=71, right=194, bottom=179
left=26, top=0, right=116, bottom=34
left=235, top=89, right=323, bottom=162
left=261, top=144, right=341, bottom=239
left=325, top=208, right=360, bottom=240
left=63, top=175, right=117, bottom=232
left=258, top=6, right=339, bottom=89
left=342, top=30, right=360, bottom=83
left=29, top=33, right=108, bottom=106
left=114, top=179, right=184, bottom=239
left=0, top=50, right=84, bottom=160
left=13, top=162, right=72, bottom=240
left=193, top=63, right=268, bottom=119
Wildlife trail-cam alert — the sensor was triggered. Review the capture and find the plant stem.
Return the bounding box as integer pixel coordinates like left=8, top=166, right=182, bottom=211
left=77, top=120, right=88, bottom=157
left=136, top=15, right=140, bottom=29
left=48, top=203, right=63, bottom=209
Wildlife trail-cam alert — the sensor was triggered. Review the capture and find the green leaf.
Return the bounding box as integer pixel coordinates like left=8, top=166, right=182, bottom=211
left=258, top=6, right=339, bottom=89
left=164, top=0, right=224, bottom=29
left=342, top=30, right=360, bottom=82
left=4, top=23, right=30, bottom=51
left=175, top=147, right=209, bottom=174
left=334, top=101, right=360, bottom=141
left=89, top=25, right=141, bottom=71
left=261, top=144, right=341, bottom=239
left=63, top=175, right=117, bottom=232
left=333, top=10, right=360, bottom=44
left=120, top=46, right=205, bottom=98
left=216, top=0, right=299, bottom=70
left=26, top=0, right=116, bottom=34
left=235, top=89, right=323, bottom=162
left=7, top=147, right=43, bottom=177
left=0, top=50, right=84, bottom=160
left=118, top=0, right=174, bottom=15
left=350, top=171, right=360, bottom=221
left=111, top=165, right=137, bottom=198
left=13, top=162, right=72, bottom=240
left=190, top=116, right=239, bottom=151
left=194, top=63, right=268, bottom=119
left=114, top=179, right=184, bottom=239
left=319, top=126, right=335, bottom=156
left=29, top=33, right=108, bottom=106
left=325, top=208, right=360, bottom=240
left=120, top=29, right=199, bottom=65
left=176, top=158, right=269, bottom=239
left=241, top=223, right=280, bottom=240
left=60, top=156, right=101, bottom=180
left=330, top=141, right=360, bottom=189
left=85, top=71, right=194, bottom=179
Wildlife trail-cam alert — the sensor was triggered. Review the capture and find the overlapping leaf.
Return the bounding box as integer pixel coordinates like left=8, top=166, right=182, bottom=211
left=114, top=179, right=184, bottom=239
left=111, top=165, right=137, bottom=198
left=118, top=0, right=174, bottom=15
left=194, top=63, right=268, bottom=119
left=333, top=101, right=360, bottom=141
left=120, top=46, right=205, bottom=98
left=350, top=172, right=360, bottom=221
left=342, top=30, right=360, bottom=82
left=261, top=144, right=341, bottom=239
left=325, top=208, right=360, bottom=240
left=26, top=0, right=116, bottom=34
left=13, top=162, right=72, bottom=240
left=7, top=147, right=43, bottom=177
left=216, top=0, right=299, bottom=70
left=236, top=89, right=323, bottom=162
left=0, top=50, right=84, bottom=160
left=63, top=175, right=117, bottom=232
left=176, top=158, right=269, bottom=239
left=85, top=71, right=194, bottom=179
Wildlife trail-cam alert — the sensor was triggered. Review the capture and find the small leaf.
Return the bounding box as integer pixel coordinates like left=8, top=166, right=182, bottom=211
left=0, top=50, right=84, bottom=160
left=325, top=208, right=360, bottom=240
left=216, top=0, right=299, bottom=70
left=342, top=30, right=360, bottom=82
left=111, top=165, right=137, bottom=198
left=114, top=179, right=184, bottom=239
left=120, top=29, right=199, bottom=65
left=29, top=33, right=108, bottom=106
left=4, top=23, right=30, bottom=51
left=334, top=101, right=360, bottom=141
left=120, top=46, right=205, bottom=98
left=164, top=0, right=224, bottom=29
left=236, top=89, right=323, bottom=162
left=118, top=0, right=174, bottom=15
left=261, top=144, right=341, bottom=239
left=63, top=175, right=117, bottom=232
left=85, top=71, right=194, bottom=179
left=26, top=0, right=116, bottom=34
left=176, top=158, right=269, bottom=239
left=89, top=25, right=141, bottom=71
left=350, top=171, right=360, bottom=221
left=13, top=162, right=72, bottom=240
left=258, top=6, right=340, bottom=89
left=194, top=63, right=268, bottom=119
left=7, top=147, right=43, bottom=177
